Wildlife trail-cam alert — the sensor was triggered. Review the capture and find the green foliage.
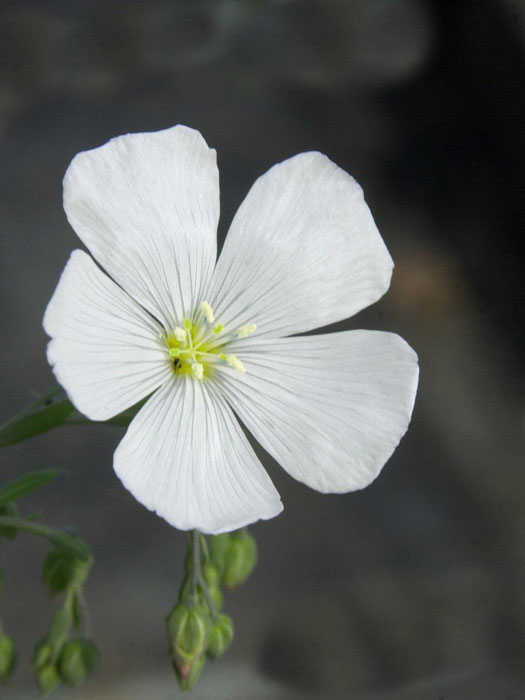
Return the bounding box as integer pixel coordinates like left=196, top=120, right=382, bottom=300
left=0, top=503, right=19, bottom=539
left=0, top=469, right=60, bottom=508
left=0, top=400, right=75, bottom=449
left=0, top=634, right=17, bottom=682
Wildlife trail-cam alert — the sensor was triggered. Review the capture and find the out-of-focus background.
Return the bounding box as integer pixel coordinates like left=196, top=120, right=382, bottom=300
left=1, top=1, right=524, bottom=698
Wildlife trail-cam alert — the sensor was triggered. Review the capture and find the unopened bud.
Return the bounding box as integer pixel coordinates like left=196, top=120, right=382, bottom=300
left=0, top=633, right=16, bottom=682
left=180, top=653, right=206, bottom=690
left=58, top=638, right=99, bottom=687
left=207, top=614, right=234, bottom=660
left=32, top=640, right=53, bottom=671
left=37, top=664, right=60, bottom=696
left=166, top=602, right=211, bottom=683
left=207, top=585, right=224, bottom=612
left=209, top=533, right=231, bottom=574
left=222, top=531, right=257, bottom=589
left=202, top=562, right=220, bottom=588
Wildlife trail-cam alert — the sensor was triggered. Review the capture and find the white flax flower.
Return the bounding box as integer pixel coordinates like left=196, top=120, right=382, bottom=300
left=43, top=126, right=419, bottom=534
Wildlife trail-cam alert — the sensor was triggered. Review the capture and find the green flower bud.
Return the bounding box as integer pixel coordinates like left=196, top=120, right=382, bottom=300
left=37, top=664, right=60, bottom=697
left=207, top=584, right=223, bottom=612
left=166, top=602, right=211, bottom=682
left=42, top=550, right=76, bottom=593
left=180, top=653, right=205, bottom=691
left=32, top=639, right=53, bottom=671
left=202, top=562, right=220, bottom=588
left=207, top=613, right=234, bottom=660
left=221, top=531, right=257, bottom=590
left=209, top=533, right=231, bottom=574
left=0, top=633, right=16, bottom=682
left=58, top=638, right=99, bottom=687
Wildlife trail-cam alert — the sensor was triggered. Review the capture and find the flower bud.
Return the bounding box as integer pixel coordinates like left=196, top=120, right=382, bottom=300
left=166, top=602, right=211, bottom=683
left=37, top=663, right=60, bottom=696
left=58, top=638, right=99, bottom=687
left=221, top=531, right=257, bottom=589
left=180, top=653, right=206, bottom=690
left=0, top=633, right=16, bottom=682
left=32, top=639, right=53, bottom=670
left=42, top=550, right=76, bottom=593
left=207, top=613, right=234, bottom=660
left=209, top=533, right=231, bottom=574
left=207, top=584, right=223, bottom=612
left=202, top=561, right=220, bottom=588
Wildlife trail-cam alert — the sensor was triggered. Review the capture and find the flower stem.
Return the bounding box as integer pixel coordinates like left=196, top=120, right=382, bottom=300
left=0, top=516, right=91, bottom=561
left=190, top=530, right=218, bottom=621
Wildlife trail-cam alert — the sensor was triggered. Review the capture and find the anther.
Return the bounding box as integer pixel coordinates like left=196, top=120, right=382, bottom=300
left=200, top=301, right=215, bottom=324
left=238, top=324, right=257, bottom=339
left=192, top=362, right=204, bottom=380
left=221, top=354, right=246, bottom=374
left=173, top=327, right=186, bottom=342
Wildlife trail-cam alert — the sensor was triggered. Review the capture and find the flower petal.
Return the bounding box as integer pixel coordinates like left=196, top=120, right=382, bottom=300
left=63, top=126, right=219, bottom=329
left=113, top=376, right=283, bottom=534
left=44, top=250, right=171, bottom=421
left=215, top=331, right=419, bottom=492
left=209, top=153, right=393, bottom=338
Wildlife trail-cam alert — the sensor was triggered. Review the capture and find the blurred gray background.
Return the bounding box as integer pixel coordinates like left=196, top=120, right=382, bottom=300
left=1, top=0, right=524, bottom=698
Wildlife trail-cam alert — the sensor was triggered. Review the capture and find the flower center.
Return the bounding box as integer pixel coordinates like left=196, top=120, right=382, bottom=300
left=165, top=301, right=255, bottom=380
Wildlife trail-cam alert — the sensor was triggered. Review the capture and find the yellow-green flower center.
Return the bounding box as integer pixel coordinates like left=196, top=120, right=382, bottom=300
left=165, top=301, right=255, bottom=381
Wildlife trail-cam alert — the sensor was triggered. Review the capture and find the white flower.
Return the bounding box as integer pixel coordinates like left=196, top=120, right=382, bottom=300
left=43, top=126, right=419, bottom=535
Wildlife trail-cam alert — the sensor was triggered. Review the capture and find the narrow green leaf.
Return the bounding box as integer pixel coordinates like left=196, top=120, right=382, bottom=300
left=0, top=400, right=75, bottom=448
left=0, top=469, right=61, bottom=508
left=0, top=517, right=91, bottom=561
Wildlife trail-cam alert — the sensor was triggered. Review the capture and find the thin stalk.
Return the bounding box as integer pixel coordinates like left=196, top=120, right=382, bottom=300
left=190, top=530, right=218, bottom=621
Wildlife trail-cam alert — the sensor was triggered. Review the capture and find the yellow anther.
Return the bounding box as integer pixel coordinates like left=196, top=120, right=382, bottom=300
left=200, top=301, right=215, bottom=324
left=238, top=324, right=257, bottom=339
left=192, top=362, right=204, bottom=380
left=173, top=327, right=186, bottom=342
left=212, top=323, right=224, bottom=335
left=183, top=318, right=192, bottom=330
left=225, top=354, right=246, bottom=373
left=169, top=348, right=181, bottom=358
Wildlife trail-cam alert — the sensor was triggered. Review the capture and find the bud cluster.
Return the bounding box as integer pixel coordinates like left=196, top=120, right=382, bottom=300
left=32, top=550, right=98, bottom=696
left=166, top=528, right=257, bottom=690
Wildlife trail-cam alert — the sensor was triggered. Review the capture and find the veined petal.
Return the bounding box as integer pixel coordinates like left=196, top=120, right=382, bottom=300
left=63, top=126, right=219, bottom=329
left=215, top=331, right=419, bottom=492
left=44, top=250, right=171, bottom=420
left=209, top=153, right=392, bottom=338
left=113, top=376, right=283, bottom=534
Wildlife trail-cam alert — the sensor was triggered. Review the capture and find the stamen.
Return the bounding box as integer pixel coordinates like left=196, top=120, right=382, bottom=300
left=238, top=324, right=257, bottom=339
left=173, top=327, right=186, bottom=343
left=183, top=318, right=192, bottom=330
left=200, top=301, right=215, bottom=324
left=192, top=362, right=204, bottom=380
left=219, top=353, right=246, bottom=374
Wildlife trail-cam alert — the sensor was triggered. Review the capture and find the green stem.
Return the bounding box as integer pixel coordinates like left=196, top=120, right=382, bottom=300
left=0, top=516, right=91, bottom=561
left=191, top=530, right=218, bottom=621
